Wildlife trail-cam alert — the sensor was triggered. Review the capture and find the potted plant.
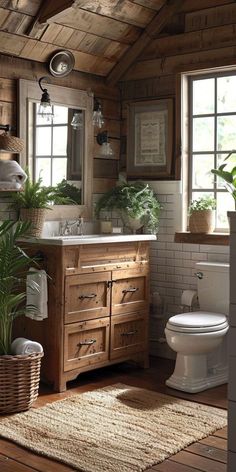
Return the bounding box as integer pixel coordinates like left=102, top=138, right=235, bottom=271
left=188, top=196, right=216, bottom=233
left=10, top=172, right=71, bottom=237
left=211, top=151, right=236, bottom=206
left=95, top=177, right=162, bottom=234
left=0, top=220, right=43, bottom=414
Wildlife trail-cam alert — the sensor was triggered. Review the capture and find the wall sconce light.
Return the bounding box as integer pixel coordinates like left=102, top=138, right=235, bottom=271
left=0, top=124, right=24, bottom=153
left=37, top=76, right=54, bottom=121
left=71, top=111, right=83, bottom=130
left=97, top=131, right=114, bottom=157
left=93, top=98, right=104, bottom=128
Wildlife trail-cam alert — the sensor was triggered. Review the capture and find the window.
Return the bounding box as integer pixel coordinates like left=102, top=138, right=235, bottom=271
left=189, top=72, right=236, bottom=231
left=34, top=104, right=68, bottom=186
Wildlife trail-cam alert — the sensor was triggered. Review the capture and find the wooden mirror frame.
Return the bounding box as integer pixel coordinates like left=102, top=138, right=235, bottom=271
left=18, top=79, right=93, bottom=219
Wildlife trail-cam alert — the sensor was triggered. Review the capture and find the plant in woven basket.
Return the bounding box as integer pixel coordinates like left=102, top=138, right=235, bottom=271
left=188, top=196, right=216, bottom=234
left=0, top=220, right=38, bottom=355
left=9, top=171, right=71, bottom=237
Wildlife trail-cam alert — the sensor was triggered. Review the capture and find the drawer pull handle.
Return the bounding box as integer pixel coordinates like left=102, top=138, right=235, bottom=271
left=78, top=339, right=96, bottom=346
left=79, top=293, right=97, bottom=299
left=121, top=330, right=138, bottom=336
left=122, top=288, right=139, bottom=294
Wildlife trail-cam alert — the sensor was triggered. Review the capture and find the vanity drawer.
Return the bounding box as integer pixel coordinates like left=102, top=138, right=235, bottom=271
left=110, top=312, right=147, bottom=360
left=111, top=267, right=149, bottom=316
left=65, top=272, right=111, bottom=323
left=64, top=318, right=110, bottom=371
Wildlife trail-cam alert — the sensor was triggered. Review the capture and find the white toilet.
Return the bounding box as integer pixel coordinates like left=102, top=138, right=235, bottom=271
left=165, top=261, right=229, bottom=393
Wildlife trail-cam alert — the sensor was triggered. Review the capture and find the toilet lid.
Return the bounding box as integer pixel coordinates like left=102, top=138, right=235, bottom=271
left=166, top=312, right=228, bottom=333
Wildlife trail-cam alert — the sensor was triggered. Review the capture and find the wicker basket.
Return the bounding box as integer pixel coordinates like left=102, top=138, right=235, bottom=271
left=0, top=133, right=24, bottom=153
left=0, top=352, right=43, bottom=414
left=189, top=210, right=214, bottom=233
left=20, top=208, right=46, bottom=238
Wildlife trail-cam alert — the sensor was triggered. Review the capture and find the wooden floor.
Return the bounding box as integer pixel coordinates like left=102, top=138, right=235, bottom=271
left=0, top=357, right=228, bottom=472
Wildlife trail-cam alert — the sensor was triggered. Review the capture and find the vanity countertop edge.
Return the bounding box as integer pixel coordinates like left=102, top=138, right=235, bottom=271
left=23, top=234, right=157, bottom=246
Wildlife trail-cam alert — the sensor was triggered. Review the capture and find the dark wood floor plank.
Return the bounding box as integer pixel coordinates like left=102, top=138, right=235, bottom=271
left=150, top=458, right=206, bottom=471
left=170, top=450, right=227, bottom=472
left=0, top=440, right=76, bottom=472
left=0, top=453, right=39, bottom=472
left=185, top=442, right=227, bottom=463
left=213, top=427, right=228, bottom=439
left=200, top=435, right=227, bottom=450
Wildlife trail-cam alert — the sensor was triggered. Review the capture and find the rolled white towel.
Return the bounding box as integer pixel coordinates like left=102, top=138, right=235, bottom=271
left=0, top=160, right=27, bottom=184
left=11, top=337, right=43, bottom=355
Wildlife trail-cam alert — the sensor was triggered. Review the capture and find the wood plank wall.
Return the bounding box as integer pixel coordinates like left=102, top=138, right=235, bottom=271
left=120, top=1, right=236, bottom=180
left=0, top=53, right=120, bottom=193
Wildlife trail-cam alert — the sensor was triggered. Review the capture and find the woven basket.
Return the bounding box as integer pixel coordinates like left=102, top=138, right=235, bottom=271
left=20, top=208, right=46, bottom=238
left=0, top=352, right=43, bottom=414
left=189, top=210, right=214, bottom=233
left=0, top=133, right=24, bottom=153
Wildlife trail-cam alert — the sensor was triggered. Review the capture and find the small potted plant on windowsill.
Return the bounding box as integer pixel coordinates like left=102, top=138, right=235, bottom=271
left=95, top=176, right=162, bottom=234
left=188, top=196, right=216, bottom=234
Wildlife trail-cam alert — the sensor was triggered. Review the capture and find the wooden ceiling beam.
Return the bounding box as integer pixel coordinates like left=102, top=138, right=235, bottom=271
left=25, top=0, right=76, bottom=37
left=106, top=0, right=185, bottom=85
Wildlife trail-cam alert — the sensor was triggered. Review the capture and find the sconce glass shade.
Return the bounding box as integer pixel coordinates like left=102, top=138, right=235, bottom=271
left=97, top=131, right=114, bottom=157
left=71, top=112, right=83, bottom=130
left=37, top=77, right=54, bottom=121
left=93, top=98, right=104, bottom=128
left=99, top=142, right=114, bottom=157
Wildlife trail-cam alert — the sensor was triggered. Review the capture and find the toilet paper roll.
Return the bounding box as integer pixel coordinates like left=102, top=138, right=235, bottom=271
left=11, top=337, right=43, bottom=355
left=181, top=290, right=198, bottom=307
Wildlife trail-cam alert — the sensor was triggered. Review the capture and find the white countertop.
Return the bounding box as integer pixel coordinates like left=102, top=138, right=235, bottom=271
left=24, top=234, right=156, bottom=246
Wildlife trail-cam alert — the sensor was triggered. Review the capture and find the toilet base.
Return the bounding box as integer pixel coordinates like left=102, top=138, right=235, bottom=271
left=166, top=353, right=228, bottom=393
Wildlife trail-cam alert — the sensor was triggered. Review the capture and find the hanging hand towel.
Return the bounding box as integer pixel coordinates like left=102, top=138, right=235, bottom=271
left=26, top=268, right=48, bottom=321
left=0, top=160, right=27, bottom=184
left=11, top=337, right=43, bottom=355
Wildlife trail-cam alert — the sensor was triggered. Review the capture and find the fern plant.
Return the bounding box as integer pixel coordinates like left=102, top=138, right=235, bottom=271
left=10, top=171, right=71, bottom=210
left=0, top=220, right=38, bottom=355
left=95, top=177, right=162, bottom=233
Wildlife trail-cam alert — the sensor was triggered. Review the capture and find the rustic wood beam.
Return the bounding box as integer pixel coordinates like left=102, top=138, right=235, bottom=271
left=106, top=0, right=185, bottom=85
left=25, top=0, right=76, bottom=37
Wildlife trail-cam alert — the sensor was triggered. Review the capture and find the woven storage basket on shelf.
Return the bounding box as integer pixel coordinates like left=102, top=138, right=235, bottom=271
left=189, top=210, right=214, bottom=234
left=0, top=352, right=43, bottom=414
left=20, top=208, right=46, bottom=238
left=0, top=133, right=24, bottom=153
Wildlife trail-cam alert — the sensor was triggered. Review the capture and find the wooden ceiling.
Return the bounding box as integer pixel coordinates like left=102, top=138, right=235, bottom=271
left=0, top=0, right=235, bottom=84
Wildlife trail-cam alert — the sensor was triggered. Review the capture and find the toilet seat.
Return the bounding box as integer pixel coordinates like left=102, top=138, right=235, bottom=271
left=166, top=312, right=228, bottom=333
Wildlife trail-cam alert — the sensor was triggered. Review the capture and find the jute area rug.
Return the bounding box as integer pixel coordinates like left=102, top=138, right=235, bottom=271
left=0, top=383, right=227, bottom=472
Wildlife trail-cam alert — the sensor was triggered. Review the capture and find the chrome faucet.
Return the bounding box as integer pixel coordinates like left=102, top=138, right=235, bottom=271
left=59, top=218, right=84, bottom=236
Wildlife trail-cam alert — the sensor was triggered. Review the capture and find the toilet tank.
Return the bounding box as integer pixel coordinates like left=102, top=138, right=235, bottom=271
left=195, top=262, right=229, bottom=315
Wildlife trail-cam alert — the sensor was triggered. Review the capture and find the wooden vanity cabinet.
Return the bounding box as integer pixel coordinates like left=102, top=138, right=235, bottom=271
left=18, top=241, right=150, bottom=392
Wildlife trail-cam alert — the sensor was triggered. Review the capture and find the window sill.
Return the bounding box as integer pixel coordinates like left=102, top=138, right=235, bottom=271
left=175, top=232, right=229, bottom=246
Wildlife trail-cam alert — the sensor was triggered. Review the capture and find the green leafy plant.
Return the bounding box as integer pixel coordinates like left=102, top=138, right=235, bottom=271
left=188, top=196, right=216, bottom=215
left=0, top=220, right=38, bottom=355
left=9, top=171, right=72, bottom=210
left=95, top=177, right=162, bottom=233
left=54, top=179, right=81, bottom=205
left=211, top=151, right=236, bottom=203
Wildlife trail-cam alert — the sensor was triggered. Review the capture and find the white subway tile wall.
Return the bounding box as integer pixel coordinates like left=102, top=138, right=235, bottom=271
left=0, top=196, right=16, bottom=221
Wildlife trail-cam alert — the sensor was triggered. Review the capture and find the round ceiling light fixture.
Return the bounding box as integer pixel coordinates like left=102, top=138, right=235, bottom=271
left=49, top=50, right=75, bottom=78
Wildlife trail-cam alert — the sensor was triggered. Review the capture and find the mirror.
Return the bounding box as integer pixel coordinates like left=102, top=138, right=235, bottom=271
left=18, top=79, right=93, bottom=218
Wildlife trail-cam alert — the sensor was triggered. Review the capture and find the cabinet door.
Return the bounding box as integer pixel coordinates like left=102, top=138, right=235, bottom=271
left=64, top=318, right=110, bottom=371
left=111, top=267, right=149, bottom=316
left=65, top=272, right=111, bottom=323
left=110, top=312, right=147, bottom=360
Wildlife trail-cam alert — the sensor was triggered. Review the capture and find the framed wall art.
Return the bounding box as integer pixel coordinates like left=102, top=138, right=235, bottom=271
left=127, top=99, right=174, bottom=178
